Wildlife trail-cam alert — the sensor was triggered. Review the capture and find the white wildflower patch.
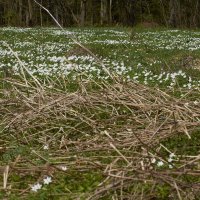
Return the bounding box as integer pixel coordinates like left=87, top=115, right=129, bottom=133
left=150, top=151, right=177, bottom=169
left=151, top=153, right=177, bottom=169
left=43, top=144, right=49, bottom=150
left=43, top=176, right=52, bottom=185
left=60, top=166, right=68, bottom=171
left=0, top=27, right=199, bottom=89
left=169, top=153, right=176, bottom=158
left=31, top=176, right=52, bottom=192
left=157, top=161, right=164, bottom=167
left=31, top=183, right=42, bottom=192
left=169, top=164, right=173, bottom=169
left=168, top=157, right=173, bottom=163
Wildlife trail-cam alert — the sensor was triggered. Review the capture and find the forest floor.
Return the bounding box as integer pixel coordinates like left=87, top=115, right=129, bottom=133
left=0, top=27, right=200, bottom=199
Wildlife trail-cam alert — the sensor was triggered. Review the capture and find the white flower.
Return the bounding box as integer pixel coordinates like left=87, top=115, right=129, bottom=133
left=43, top=144, right=49, bottom=150
left=157, top=161, right=164, bottom=167
left=43, top=176, right=52, bottom=185
left=31, top=183, right=42, bottom=192
left=169, top=153, right=175, bottom=158
left=61, top=166, right=68, bottom=171
left=169, top=164, right=173, bottom=169
left=168, top=157, right=173, bottom=163
left=151, top=158, right=156, bottom=164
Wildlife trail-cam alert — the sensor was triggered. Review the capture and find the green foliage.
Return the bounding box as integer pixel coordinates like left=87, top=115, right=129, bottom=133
left=162, top=129, right=200, bottom=156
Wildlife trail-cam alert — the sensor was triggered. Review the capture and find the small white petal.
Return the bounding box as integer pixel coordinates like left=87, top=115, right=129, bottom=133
left=169, top=164, right=173, bottom=169
left=61, top=166, right=68, bottom=171
left=31, top=183, right=42, bottom=192
left=43, top=176, right=52, bottom=185
left=43, top=145, right=49, bottom=150
left=31, top=186, right=37, bottom=192
left=168, top=157, right=173, bottom=163
left=157, top=161, right=164, bottom=167
left=169, top=153, right=175, bottom=158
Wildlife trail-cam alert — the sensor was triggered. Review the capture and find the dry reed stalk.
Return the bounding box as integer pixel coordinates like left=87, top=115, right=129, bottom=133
left=1, top=75, right=200, bottom=199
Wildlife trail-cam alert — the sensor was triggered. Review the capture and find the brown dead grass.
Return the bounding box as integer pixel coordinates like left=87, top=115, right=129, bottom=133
left=0, top=76, right=200, bottom=199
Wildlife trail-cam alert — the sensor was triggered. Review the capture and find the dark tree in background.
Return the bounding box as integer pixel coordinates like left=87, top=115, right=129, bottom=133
left=0, top=0, right=200, bottom=28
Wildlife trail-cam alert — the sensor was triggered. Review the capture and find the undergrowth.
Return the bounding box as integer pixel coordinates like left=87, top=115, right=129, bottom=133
left=0, top=27, right=200, bottom=199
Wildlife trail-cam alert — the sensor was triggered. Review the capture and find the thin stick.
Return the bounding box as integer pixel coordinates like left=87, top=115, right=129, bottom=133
left=3, top=42, right=42, bottom=88
left=33, top=0, right=113, bottom=79
left=110, top=143, right=131, bottom=165
left=3, top=165, right=9, bottom=189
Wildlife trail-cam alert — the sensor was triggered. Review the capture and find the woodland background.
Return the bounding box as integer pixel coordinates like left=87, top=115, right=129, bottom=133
left=0, top=0, right=200, bottom=28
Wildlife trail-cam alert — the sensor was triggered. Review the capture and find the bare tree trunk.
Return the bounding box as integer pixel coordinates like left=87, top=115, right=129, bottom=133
left=69, top=7, right=80, bottom=25
left=90, top=0, right=94, bottom=25
left=160, top=0, right=168, bottom=27
left=80, top=0, right=86, bottom=26
left=40, top=0, right=43, bottom=26
left=140, top=0, right=143, bottom=23
left=26, top=10, right=29, bottom=26
left=109, top=0, right=112, bottom=24
left=169, top=0, right=177, bottom=27
left=55, top=6, right=59, bottom=22
left=128, top=0, right=135, bottom=26
left=177, top=0, right=182, bottom=27
left=100, top=0, right=103, bottom=25
left=193, top=0, right=199, bottom=27
left=28, top=0, right=33, bottom=26
left=100, top=0, right=108, bottom=25
left=19, top=0, right=22, bottom=26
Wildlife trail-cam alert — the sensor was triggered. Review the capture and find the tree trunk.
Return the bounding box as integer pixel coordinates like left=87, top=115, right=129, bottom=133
left=26, top=10, right=29, bottom=26
left=169, top=0, right=177, bottom=27
left=193, top=0, right=199, bottom=27
left=19, top=0, right=23, bottom=26
left=109, top=0, right=112, bottom=24
left=55, top=6, right=59, bottom=22
left=160, top=0, right=169, bottom=27
left=80, top=0, right=86, bottom=26
left=90, top=0, right=94, bottom=25
left=100, top=0, right=108, bottom=25
left=128, top=0, right=135, bottom=26
left=28, top=0, right=33, bottom=26
left=40, top=0, right=43, bottom=26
